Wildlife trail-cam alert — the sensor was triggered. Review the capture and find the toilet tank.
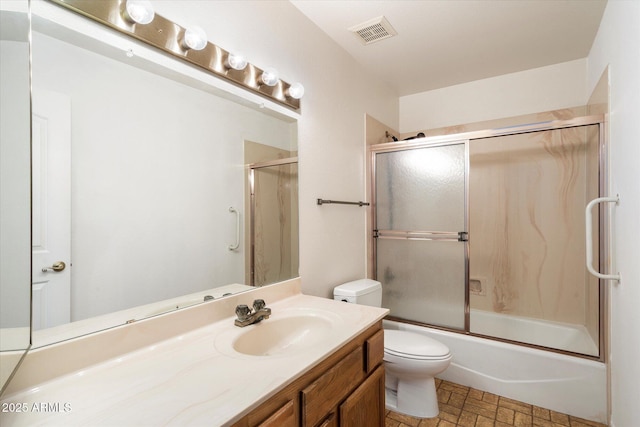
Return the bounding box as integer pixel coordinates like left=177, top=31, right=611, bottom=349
left=333, top=279, right=382, bottom=307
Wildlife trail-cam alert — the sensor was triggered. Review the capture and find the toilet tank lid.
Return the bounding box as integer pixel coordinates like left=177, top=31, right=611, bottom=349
left=334, top=279, right=381, bottom=296
left=384, top=330, right=450, bottom=358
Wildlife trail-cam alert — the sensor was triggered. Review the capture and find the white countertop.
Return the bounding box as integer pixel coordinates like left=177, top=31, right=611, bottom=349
left=0, top=282, right=387, bottom=426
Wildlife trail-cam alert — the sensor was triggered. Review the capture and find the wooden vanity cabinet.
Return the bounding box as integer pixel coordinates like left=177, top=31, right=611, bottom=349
left=232, top=322, right=385, bottom=427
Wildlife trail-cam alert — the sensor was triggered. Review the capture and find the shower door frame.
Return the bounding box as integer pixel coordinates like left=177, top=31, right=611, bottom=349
left=248, top=156, right=298, bottom=286
left=369, top=115, right=607, bottom=362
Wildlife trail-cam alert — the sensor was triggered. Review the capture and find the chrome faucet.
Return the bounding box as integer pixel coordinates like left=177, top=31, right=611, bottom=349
left=234, top=299, right=271, bottom=327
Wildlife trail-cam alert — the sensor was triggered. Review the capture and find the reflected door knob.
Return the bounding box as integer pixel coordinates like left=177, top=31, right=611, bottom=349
left=42, top=261, right=66, bottom=272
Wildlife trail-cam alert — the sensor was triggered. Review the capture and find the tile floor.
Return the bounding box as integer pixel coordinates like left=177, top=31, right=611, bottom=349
left=385, top=379, right=607, bottom=427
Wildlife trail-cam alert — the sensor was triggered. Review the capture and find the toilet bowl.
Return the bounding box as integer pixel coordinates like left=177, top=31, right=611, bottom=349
left=384, top=329, right=452, bottom=418
left=333, top=279, right=452, bottom=419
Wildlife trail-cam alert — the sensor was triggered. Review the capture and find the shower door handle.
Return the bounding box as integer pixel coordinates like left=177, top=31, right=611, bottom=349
left=228, top=207, right=240, bottom=251
left=585, top=195, right=620, bottom=281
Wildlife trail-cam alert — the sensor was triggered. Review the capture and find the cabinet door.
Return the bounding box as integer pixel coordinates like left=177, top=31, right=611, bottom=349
left=301, top=347, right=364, bottom=427
left=318, top=412, right=338, bottom=427
left=258, top=400, right=295, bottom=427
left=339, top=366, right=385, bottom=427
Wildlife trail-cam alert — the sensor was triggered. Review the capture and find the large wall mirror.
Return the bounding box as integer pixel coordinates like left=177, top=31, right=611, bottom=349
left=5, top=0, right=299, bottom=360
left=0, top=2, right=32, bottom=393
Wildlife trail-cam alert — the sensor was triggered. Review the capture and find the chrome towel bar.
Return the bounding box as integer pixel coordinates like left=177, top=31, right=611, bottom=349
left=317, top=198, right=370, bottom=207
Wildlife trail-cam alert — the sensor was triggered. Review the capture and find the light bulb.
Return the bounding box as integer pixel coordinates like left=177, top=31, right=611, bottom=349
left=260, top=68, right=279, bottom=87
left=183, top=26, right=207, bottom=51
left=123, top=0, right=155, bottom=25
left=287, top=82, right=305, bottom=99
left=226, top=52, right=248, bottom=71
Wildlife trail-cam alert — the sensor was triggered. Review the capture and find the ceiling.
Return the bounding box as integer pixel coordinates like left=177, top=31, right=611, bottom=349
left=290, top=0, right=607, bottom=96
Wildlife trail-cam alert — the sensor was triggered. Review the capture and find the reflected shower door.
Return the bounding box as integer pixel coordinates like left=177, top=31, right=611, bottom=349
left=249, top=159, right=299, bottom=286
left=374, top=142, right=467, bottom=330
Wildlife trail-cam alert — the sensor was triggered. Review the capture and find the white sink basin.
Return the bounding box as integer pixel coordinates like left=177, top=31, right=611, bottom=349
left=216, top=308, right=343, bottom=357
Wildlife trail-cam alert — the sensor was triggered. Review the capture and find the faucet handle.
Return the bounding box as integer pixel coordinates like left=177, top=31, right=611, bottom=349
left=235, top=304, right=251, bottom=321
left=252, top=299, right=266, bottom=311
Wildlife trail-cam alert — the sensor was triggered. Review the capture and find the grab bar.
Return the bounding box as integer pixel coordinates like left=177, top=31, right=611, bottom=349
left=585, top=195, right=620, bottom=281
left=228, top=207, right=240, bottom=251
left=317, top=198, right=370, bottom=207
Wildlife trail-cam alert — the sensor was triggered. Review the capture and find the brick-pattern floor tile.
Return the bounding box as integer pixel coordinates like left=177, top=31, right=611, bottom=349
left=569, top=418, right=606, bottom=427
left=387, top=411, right=420, bottom=427
left=457, top=411, right=477, bottom=427
left=418, top=418, right=440, bottom=427
left=496, top=407, right=515, bottom=424
left=476, top=415, right=496, bottom=427
left=514, top=411, right=533, bottom=426
left=386, top=417, right=402, bottom=427
left=439, top=409, right=461, bottom=424
left=533, top=406, right=551, bottom=420
left=482, top=392, right=500, bottom=405
left=550, top=411, right=570, bottom=426
left=468, top=388, right=484, bottom=401
left=385, top=379, right=607, bottom=427
left=439, top=388, right=453, bottom=404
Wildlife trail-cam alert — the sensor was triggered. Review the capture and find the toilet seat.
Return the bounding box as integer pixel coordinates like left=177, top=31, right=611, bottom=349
left=384, top=330, right=451, bottom=360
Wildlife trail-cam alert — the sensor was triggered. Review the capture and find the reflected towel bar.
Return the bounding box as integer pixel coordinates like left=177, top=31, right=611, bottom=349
left=585, top=195, right=620, bottom=281
left=317, top=198, right=370, bottom=207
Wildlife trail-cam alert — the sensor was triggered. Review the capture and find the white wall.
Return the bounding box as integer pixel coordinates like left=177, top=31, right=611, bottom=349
left=586, top=2, right=640, bottom=425
left=399, top=59, right=587, bottom=132
left=151, top=1, right=400, bottom=299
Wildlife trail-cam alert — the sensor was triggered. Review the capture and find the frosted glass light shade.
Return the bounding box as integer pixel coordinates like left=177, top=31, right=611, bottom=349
left=227, top=53, right=248, bottom=71
left=260, top=68, right=279, bottom=87
left=124, top=0, right=155, bottom=25
left=184, top=26, right=207, bottom=51
left=287, top=82, right=305, bottom=99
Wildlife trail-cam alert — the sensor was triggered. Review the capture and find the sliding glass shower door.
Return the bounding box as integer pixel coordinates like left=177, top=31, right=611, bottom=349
left=374, top=142, right=468, bottom=330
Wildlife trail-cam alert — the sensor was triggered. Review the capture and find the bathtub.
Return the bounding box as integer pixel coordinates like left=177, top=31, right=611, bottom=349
left=469, top=308, right=599, bottom=357
left=383, top=319, right=607, bottom=424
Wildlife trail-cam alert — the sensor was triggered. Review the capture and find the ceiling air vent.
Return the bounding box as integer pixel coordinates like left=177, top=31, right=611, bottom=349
left=349, top=16, right=397, bottom=45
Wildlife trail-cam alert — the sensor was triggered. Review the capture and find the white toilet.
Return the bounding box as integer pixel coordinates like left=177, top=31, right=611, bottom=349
left=334, top=279, right=452, bottom=419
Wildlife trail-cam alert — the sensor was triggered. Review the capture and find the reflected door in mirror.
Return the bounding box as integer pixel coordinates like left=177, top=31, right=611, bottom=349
left=31, top=89, right=71, bottom=330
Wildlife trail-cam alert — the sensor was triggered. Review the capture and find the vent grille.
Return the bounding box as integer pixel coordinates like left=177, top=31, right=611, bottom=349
left=349, top=16, right=397, bottom=45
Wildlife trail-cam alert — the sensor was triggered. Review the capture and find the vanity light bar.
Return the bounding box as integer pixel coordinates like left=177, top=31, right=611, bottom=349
left=50, top=0, right=302, bottom=110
